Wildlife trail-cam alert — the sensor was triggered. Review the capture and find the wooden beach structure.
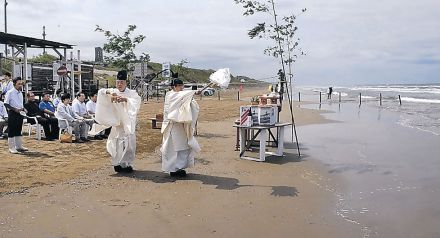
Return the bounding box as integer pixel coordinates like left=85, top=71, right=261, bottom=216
left=0, top=32, right=98, bottom=98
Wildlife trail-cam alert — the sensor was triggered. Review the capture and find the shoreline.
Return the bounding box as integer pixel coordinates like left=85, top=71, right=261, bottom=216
left=297, top=100, right=440, bottom=237
left=0, top=88, right=362, bottom=237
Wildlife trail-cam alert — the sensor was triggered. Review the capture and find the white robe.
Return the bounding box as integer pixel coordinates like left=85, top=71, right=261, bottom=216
left=95, top=88, right=141, bottom=168
left=161, top=90, right=200, bottom=172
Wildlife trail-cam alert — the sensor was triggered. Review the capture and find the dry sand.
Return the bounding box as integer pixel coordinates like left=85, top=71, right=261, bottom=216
left=0, top=87, right=359, bottom=237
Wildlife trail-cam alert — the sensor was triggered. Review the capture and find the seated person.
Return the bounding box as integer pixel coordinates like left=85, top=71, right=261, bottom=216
left=55, top=93, right=89, bottom=143
left=39, top=92, right=56, bottom=117
left=1, top=72, right=12, bottom=97
left=86, top=91, right=108, bottom=139
left=72, top=91, right=95, bottom=138
left=0, top=100, right=8, bottom=138
left=86, top=91, right=97, bottom=116
left=52, top=89, right=62, bottom=109
left=24, top=92, right=59, bottom=141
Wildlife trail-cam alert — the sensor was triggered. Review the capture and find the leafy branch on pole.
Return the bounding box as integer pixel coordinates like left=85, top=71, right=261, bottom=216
left=172, top=59, right=190, bottom=80
left=234, top=0, right=305, bottom=156
left=95, top=24, right=146, bottom=70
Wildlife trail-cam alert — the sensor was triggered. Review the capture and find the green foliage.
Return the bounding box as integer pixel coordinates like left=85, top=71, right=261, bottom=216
left=172, top=59, right=190, bottom=79
left=248, top=23, right=266, bottom=39
left=95, top=24, right=146, bottom=70
left=234, top=0, right=306, bottom=65
left=95, top=74, right=116, bottom=88
left=97, top=61, right=261, bottom=85
left=139, top=53, right=150, bottom=62
left=29, top=53, right=58, bottom=64
left=234, top=0, right=269, bottom=15
left=0, top=57, right=13, bottom=75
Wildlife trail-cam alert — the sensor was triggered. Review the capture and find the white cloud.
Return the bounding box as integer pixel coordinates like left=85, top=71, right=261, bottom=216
left=4, top=0, right=440, bottom=85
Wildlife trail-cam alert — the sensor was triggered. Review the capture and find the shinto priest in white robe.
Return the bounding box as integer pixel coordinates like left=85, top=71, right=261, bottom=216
left=95, top=88, right=141, bottom=168
left=161, top=90, right=201, bottom=172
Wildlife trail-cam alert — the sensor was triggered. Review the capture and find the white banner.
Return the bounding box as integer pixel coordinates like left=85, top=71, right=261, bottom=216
left=162, top=62, right=171, bottom=78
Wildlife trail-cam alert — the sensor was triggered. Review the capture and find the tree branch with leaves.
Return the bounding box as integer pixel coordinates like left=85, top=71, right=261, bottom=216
left=95, top=24, right=146, bottom=70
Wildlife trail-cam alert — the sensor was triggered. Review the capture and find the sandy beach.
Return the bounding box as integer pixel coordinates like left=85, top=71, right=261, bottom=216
left=0, top=87, right=361, bottom=237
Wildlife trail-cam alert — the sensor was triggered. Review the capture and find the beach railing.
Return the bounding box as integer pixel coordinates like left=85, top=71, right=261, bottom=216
left=295, top=91, right=405, bottom=106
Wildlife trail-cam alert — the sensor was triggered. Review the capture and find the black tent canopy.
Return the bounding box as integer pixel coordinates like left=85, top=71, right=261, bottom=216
left=0, top=32, right=73, bottom=49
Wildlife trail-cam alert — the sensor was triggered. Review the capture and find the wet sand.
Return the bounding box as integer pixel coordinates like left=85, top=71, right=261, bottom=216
left=298, top=102, right=440, bottom=238
left=0, top=88, right=360, bottom=237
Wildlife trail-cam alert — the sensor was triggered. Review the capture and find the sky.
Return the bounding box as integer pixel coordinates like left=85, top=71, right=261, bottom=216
left=3, top=0, right=440, bottom=86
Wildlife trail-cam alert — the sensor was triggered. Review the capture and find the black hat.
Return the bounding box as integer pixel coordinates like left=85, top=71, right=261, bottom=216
left=171, top=79, right=183, bottom=86
left=117, top=70, right=128, bottom=80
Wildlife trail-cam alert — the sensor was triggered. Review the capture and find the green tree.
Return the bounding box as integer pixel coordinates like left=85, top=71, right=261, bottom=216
left=173, top=59, right=190, bottom=80
left=95, top=25, right=146, bottom=70
left=29, top=53, right=58, bottom=64
left=139, top=53, right=150, bottom=62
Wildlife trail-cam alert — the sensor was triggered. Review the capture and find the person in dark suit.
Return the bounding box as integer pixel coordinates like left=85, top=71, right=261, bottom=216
left=24, top=92, right=59, bottom=140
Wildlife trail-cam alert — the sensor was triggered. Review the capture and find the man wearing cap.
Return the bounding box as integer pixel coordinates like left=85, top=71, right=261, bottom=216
left=161, top=79, right=201, bottom=177
left=95, top=70, right=141, bottom=173
left=4, top=77, right=29, bottom=153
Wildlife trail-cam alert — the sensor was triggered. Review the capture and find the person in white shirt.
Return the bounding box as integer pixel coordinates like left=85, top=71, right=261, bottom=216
left=0, top=100, right=8, bottom=138
left=4, top=77, right=29, bottom=153
left=55, top=93, right=89, bottom=143
left=52, top=89, right=62, bottom=109
left=72, top=91, right=94, bottom=137
left=0, top=76, right=4, bottom=97
left=86, top=92, right=97, bottom=115
left=1, top=72, right=13, bottom=99
left=86, top=91, right=106, bottom=140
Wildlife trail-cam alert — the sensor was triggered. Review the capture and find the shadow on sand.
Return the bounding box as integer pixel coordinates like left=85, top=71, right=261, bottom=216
left=19, top=151, right=54, bottom=158
left=196, top=132, right=230, bottom=139
left=112, top=170, right=299, bottom=197
left=264, top=152, right=306, bottom=165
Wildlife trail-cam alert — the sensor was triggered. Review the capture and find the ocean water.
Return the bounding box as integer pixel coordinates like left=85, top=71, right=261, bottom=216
left=292, top=84, right=440, bottom=136
left=293, top=102, right=440, bottom=238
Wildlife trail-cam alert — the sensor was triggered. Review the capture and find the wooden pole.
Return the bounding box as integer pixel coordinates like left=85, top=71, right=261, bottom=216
left=156, top=86, right=159, bottom=101
left=218, top=90, right=220, bottom=100
left=379, top=93, right=382, bottom=106
left=298, top=92, right=301, bottom=102
left=319, top=92, right=322, bottom=104
left=0, top=53, right=3, bottom=74
left=398, top=95, right=402, bottom=106
left=359, top=93, right=362, bottom=106
left=237, top=90, right=240, bottom=101
left=339, top=92, right=341, bottom=103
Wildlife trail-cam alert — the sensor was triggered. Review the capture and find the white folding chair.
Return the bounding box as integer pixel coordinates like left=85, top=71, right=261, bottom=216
left=23, top=117, right=44, bottom=140
left=57, top=118, right=73, bottom=139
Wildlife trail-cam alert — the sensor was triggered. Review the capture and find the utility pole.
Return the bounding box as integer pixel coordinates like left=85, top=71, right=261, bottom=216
left=42, top=26, right=46, bottom=54
left=4, top=0, right=7, bottom=57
